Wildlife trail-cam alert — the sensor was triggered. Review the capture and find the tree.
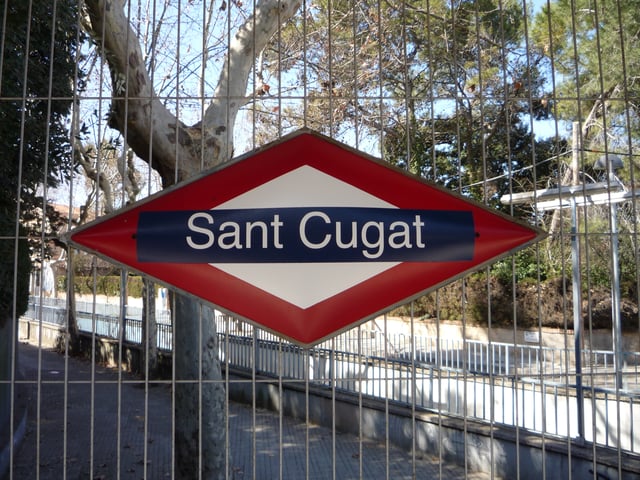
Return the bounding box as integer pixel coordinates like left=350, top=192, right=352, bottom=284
left=0, top=0, right=82, bottom=320
left=0, top=0, right=83, bottom=467
left=80, top=0, right=300, bottom=477
left=530, top=0, right=640, bottom=203
left=531, top=0, right=640, bottom=298
left=532, top=0, right=640, bottom=153
left=262, top=0, right=582, bottom=315
left=268, top=0, right=556, bottom=208
left=0, top=0, right=82, bottom=335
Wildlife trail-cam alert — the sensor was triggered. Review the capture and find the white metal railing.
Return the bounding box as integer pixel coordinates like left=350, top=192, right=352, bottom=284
left=215, top=326, right=640, bottom=453
left=25, top=297, right=640, bottom=387
left=23, top=298, right=640, bottom=453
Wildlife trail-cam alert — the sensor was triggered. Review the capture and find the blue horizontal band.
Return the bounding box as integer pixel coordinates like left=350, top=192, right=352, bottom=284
left=136, top=207, right=475, bottom=263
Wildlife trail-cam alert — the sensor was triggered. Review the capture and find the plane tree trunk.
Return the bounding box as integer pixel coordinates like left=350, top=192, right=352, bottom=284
left=81, top=0, right=300, bottom=477
left=140, top=279, right=158, bottom=378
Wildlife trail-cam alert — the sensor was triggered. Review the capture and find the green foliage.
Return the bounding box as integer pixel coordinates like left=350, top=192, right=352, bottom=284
left=0, top=1, right=83, bottom=320
left=0, top=214, right=30, bottom=322
left=275, top=0, right=560, bottom=208
left=492, top=247, right=548, bottom=285
left=532, top=0, right=640, bottom=145
left=579, top=206, right=640, bottom=295
left=379, top=0, right=554, bottom=205
left=59, top=275, right=145, bottom=298
left=0, top=1, right=83, bottom=209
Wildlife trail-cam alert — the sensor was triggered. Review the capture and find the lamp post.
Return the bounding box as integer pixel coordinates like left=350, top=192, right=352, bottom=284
left=501, top=179, right=625, bottom=442
left=593, top=154, right=625, bottom=390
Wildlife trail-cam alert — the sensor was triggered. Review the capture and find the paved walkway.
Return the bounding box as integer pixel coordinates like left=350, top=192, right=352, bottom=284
left=9, top=342, right=491, bottom=479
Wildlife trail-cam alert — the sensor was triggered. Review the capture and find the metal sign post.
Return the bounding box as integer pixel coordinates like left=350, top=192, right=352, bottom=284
left=570, top=198, right=585, bottom=440
left=501, top=178, right=632, bottom=440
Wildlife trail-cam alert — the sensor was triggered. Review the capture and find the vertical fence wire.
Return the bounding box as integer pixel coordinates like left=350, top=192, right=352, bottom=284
left=4, top=0, right=640, bottom=479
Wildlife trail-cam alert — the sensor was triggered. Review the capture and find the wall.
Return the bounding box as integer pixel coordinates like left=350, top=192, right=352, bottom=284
left=227, top=371, right=640, bottom=479
left=379, top=317, right=640, bottom=353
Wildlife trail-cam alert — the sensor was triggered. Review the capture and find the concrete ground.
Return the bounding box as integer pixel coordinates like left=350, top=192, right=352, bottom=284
left=7, top=342, right=492, bottom=479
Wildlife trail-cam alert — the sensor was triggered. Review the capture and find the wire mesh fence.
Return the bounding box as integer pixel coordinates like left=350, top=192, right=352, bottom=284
left=2, top=0, right=640, bottom=479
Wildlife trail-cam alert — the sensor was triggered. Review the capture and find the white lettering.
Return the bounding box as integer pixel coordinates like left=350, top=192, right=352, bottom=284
left=186, top=212, right=284, bottom=251
left=335, top=221, right=357, bottom=249
left=186, top=212, right=215, bottom=249
left=270, top=214, right=284, bottom=249
left=217, top=222, right=242, bottom=249
left=300, top=211, right=331, bottom=249
left=361, top=221, right=384, bottom=259
left=185, top=210, right=429, bottom=259
left=246, top=221, right=268, bottom=248
left=388, top=221, right=412, bottom=249
left=413, top=215, right=425, bottom=248
left=299, top=210, right=427, bottom=258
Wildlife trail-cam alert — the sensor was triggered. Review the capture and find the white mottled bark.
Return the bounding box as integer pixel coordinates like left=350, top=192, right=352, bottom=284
left=83, top=0, right=197, bottom=183
left=82, top=0, right=300, bottom=180
left=204, top=0, right=301, bottom=164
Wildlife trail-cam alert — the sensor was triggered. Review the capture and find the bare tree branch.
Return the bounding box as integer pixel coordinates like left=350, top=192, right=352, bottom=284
left=82, top=0, right=300, bottom=185
left=82, top=0, right=201, bottom=184
left=73, top=143, right=115, bottom=215
left=118, top=148, right=141, bottom=205
left=78, top=2, right=301, bottom=477
left=202, top=0, right=301, bottom=164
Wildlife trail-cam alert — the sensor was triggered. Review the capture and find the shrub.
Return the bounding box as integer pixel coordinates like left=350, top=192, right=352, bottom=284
left=0, top=214, right=30, bottom=322
left=58, top=275, right=144, bottom=298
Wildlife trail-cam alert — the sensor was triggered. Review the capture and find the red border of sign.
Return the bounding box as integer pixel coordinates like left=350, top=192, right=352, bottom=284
left=69, top=130, right=545, bottom=346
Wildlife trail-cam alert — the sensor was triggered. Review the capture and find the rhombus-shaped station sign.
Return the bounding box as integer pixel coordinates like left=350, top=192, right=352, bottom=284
left=69, top=129, right=544, bottom=346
